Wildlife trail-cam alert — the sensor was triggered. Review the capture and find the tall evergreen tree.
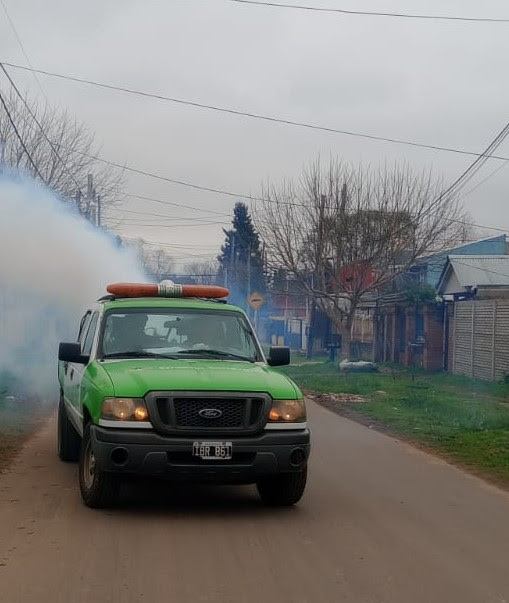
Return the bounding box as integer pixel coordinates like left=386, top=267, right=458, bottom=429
left=218, top=202, right=265, bottom=309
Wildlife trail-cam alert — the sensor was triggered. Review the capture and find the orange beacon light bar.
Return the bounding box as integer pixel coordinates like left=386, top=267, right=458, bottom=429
left=106, top=281, right=229, bottom=299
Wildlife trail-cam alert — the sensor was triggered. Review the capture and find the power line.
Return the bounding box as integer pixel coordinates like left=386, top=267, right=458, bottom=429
left=11, top=105, right=508, bottom=237
left=53, top=137, right=509, bottom=236
left=3, top=59, right=506, bottom=238
left=56, top=146, right=268, bottom=203
left=118, top=238, right=218, bottom=250
left=460, top=161, right=509, bottom=199
left=47, top=142, right=509, bottom=231
left=106, top=207, right=230, bottom=221
left=446, top=218, right=508, bottom=236
left=118, top=220, right=227, bottom=228
left=121, top=237, right=221, bottom=256
left=3, top=61, right=509, bottom=162
left=443, top=122, right=509, bottom=197
left=413, top=119, right=509, bottom=226
left=124, top=192, right=230, bottom=216
left=0, top=86, right=45, bottom=181
left=0, top=0, right=48, bottom=101
left=221, top=0, right=509, bottom=23
left=0, top=63, right=83, bottom=192
left=447, top=258, right=509, bottom=281
left=107, top=201, right=509, bottom=236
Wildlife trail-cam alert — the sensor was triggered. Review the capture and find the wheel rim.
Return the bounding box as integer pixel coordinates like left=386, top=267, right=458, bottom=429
left=82, top=439, right=96, bottom=490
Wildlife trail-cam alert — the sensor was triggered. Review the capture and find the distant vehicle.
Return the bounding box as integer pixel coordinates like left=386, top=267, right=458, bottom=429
left=57, top=281, right=310, bottom=508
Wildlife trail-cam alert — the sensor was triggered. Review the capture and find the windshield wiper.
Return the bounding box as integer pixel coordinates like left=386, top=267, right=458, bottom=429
left=102, top=351, right=180, bottom=359
left=177, top=349, right=255, bottom=363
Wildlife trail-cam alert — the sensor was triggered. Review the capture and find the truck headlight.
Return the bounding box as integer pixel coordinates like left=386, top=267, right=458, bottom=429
left=268, top=399, right=306, bottom=423
left=101, top=398, right=149, bottom=422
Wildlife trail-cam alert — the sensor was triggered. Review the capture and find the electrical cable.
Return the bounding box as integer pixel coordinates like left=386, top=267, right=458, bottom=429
left=460, top=161, right=509, bottom=199
left=0, top=63, right=83, bottom=192
left=0, top=86, right=45, bottom=181
left=442, top=123, right=509, bottom=196
left=410, top=119, right=509, bottom=226
left=2, top=61, right=509, bottom=162
left=221, top=0, right=509, bottom=23
left=118, top=220, right=228, bottom=228
left=105, top=207, right=229, bottom=221
left=445, top=258, right=509, bottom=281
left=0, top=0, right=48, bottom=101
left=2, top=65, right=507, bottom=238
left=124, top=193, right=230, bottom=216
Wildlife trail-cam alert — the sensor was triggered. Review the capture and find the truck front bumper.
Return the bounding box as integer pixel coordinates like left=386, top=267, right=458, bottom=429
left=91, top=426, right=310, bottom=483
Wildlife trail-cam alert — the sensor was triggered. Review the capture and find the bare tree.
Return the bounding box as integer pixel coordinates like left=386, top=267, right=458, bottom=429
left=0, top=89, right=124, bottom=215
left=256, top=158, right=465, bottom=358
left=149, top=249, right=175, bottom=280
left=183, top=261, right=219, bottom=285
left=124, top=238, right=174, bottom=280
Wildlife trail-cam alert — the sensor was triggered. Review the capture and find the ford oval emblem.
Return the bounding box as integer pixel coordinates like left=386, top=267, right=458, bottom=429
left=198, top=408, right=223, bottom=419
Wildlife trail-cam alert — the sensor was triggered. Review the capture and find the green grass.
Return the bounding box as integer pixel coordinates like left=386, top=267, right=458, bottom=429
left=280, top=361, right=509, bottom=484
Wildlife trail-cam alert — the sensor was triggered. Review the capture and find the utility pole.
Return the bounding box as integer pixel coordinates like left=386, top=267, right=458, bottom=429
left=247, top=243, right=251, bottom=303
left=230, top=236, right=235, bottom=290
left=87, top=173, right=94, bottom=223
left=96, top=195, right=101, bottom=228
left=75, top=189, right=82, bottom=215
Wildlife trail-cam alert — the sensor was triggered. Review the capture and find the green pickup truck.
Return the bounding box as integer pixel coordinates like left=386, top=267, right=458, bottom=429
left=57, top=284, right=310, bottom=508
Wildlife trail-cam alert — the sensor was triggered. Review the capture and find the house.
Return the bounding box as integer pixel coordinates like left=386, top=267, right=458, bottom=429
left=267, top=287, right=308, bottom=350
left=437, top=255, right=509, bottom=381
left=373, top=294, right=445, bottom=370
left=410, top=235, right=507, bottom=288
left=438, top=255, right=509, bottom=300
left=369, top=237, right=509, bottom=371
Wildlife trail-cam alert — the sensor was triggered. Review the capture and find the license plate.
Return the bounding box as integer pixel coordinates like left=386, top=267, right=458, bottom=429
left=192, top=441, right=232, bottom=460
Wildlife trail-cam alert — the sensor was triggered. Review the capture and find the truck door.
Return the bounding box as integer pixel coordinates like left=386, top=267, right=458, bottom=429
left=62, top=311, right=91, bottom=424
left=70, top=311, right=99, bottom=422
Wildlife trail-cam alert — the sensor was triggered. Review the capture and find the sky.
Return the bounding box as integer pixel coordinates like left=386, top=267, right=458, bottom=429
left=1, top=0, right=509, bottom=270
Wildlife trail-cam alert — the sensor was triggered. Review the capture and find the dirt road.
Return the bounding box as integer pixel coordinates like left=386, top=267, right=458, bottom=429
left=1, top=400, right=509, bottom=602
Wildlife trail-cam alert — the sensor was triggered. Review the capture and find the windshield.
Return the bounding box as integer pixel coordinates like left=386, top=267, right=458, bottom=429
left=100, top=309, right=261, bottom=361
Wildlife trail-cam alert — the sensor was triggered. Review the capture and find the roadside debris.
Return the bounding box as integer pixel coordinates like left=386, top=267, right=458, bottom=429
left=308, top=392, right=366, bottom=405
left=339, top=359, right=378, bottom=373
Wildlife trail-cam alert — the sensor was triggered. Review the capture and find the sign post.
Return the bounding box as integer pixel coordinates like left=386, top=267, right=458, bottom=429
left=248, top=292, right=265, bottom=331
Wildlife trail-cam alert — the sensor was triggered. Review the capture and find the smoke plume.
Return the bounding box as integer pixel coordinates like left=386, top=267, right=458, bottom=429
left=0, top=167, right=146, bottom=397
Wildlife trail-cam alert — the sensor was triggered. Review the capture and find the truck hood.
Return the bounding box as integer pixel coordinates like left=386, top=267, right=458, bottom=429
left=100, top=359, right=301, bottom=399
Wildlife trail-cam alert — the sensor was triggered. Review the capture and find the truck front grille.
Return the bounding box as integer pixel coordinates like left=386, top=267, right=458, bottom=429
left=146, top=392, right=269, bottom=435
left=173, top=398, right=247, bottom=428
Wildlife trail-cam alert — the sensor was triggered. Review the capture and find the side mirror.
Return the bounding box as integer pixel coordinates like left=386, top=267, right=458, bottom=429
left=58, top=342, right=89, bottom=364
left=267, top=346, right=290, bottom=367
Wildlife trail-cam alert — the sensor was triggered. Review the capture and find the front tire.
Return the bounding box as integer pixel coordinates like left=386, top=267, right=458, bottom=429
left=57, top=396, right=81, bottom=462
left=79, top=423, right=119, bottom=508
left=257, top=466, right=307, bottom=506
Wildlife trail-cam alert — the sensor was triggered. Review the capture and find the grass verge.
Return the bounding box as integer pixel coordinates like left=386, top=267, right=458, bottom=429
left=281, top=361, right=509, bottom=486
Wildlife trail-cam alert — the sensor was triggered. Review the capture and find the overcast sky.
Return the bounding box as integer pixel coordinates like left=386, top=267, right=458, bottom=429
left=2, top=0, right=509, bottom=269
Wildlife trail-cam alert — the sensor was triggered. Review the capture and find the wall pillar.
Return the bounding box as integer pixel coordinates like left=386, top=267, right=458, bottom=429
left=403, top=306, right=415, bottom=366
